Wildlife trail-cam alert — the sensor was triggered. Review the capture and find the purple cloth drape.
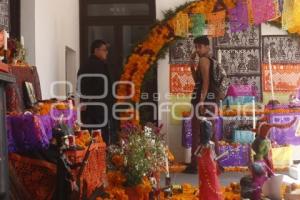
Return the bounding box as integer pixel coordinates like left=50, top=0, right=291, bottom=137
left=251, top=0, right=275, bottom=25
left=7, top=109, right=76, bottom=153
left=218, top=144, right=250, bottom=167
left=228, top=0, right=249, bottom=32
left=269, top=113, right=300, bottom=145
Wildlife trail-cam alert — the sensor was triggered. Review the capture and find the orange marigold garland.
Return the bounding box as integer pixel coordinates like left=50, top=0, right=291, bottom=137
left=172, top=12, right=190, bottom=37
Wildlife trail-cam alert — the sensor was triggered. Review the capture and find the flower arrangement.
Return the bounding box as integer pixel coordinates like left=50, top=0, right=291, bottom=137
left=105, top=122, right=166, bottom=199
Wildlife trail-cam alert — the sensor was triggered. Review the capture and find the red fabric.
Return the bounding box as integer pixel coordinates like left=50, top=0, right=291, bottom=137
left=6, top=65, right=42, bottom=111
left=191, top=110, right=218, bottom=170
left=170, top=64, right=194, bottom=94
left=5, top=83, right=22, bottom=112
left=9, top=142, right=106, bottom=200
left=198, top=148, right=223, bottom=200
left=0, top=62, right=9, bottom=72
left=65, top=142, right=106, bottom=198
left=9, top=153, right=57, bottom=200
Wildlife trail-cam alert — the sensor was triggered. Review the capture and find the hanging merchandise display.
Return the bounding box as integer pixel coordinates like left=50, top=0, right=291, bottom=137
left=271, top=0, right=281, bottom=20
left=207, top=10, right=226, bottom=37
left=173, top=12, right=190, bottom=37
left=228, top=0, right=249, bottom=32
left=262, top=64, right=300, bottom=92
left=190, top=14, right=205, bottom=37
left=251, top=0, right=276, bottom=25
left=290, top=0, right=300, bottom=33
left=282, top=0, right=294, bottom=31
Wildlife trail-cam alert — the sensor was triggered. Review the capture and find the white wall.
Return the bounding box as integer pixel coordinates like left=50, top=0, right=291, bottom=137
left=21, top=0, right=35, bottom=65
left=156, top=0, right=290, bottom=162
left=156, top=0, right=194, bottom=20
left=21, top=0, right=80, bottom=99
left=156, top=0, right=193, bottom=162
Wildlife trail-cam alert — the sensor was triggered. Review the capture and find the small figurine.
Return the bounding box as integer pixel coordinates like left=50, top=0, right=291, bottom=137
left=241, top=116, right=297, bottom=199
left=194, top=118, right=223, bottom=200
left=249, top=151, right=275, bottom=200
left=252, top=116, right=297, bottom=171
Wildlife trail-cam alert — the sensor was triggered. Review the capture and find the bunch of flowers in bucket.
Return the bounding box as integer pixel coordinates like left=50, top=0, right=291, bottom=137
left=105, top=122, right=166, bottom=200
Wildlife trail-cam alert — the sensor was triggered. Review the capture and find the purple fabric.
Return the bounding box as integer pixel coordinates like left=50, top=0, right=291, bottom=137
left=265, top=104, right=300, bottom=109
left=6, top=109, right=77, bottom=153
left=278, top=0, right=283, bottom=13
left=251, top=0, right=275, bottom=25
left=182, top=117, right=222, bottom=148
left=265, top=104, right=290, bottom=109
left=215, top=118, right=223, bottom=141
left=268, top=113, right=300, bottom=145
left=228, top=0, right=249, bottom=32
left=218, top=144, right=250, bottom=167
left=297, top=89, right=300, bottom=99
left=251, top=160, right=271, bottom=200
left=182, top=118, right=192, bottom=148
left=6, top=117, right=17, bottom=152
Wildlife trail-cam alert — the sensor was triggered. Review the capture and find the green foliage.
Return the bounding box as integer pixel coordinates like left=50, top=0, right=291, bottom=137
left=108, top=123, right=166, bottom=187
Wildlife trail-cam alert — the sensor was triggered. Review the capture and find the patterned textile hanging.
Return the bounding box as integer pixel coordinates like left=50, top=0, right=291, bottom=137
left=174, top=12, right=190, bottom=37
left=207, top=10, right=226, bottom=37
left=251, top=0, right=276, bottom=25
left=229, top=0, right=249, bottom=32
left=282, top=0, right=294, bottom=30
left=190, top=14, right=205, bottom=37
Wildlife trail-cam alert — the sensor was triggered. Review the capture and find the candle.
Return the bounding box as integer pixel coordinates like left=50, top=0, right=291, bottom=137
left=165, top=147, right=170, bottom=178
left=268, top=48, right=275, bottom=101
left=252, top=97, right=256, bottom=129
left=218, top=50, right=222, bottom=64
left=219, top=100, right=223, bottom=116
left=3, top=30, right=7, bottom=50
left=68, top=99, right=73, bottom=110
left=20, top=36, right=24, bottom=47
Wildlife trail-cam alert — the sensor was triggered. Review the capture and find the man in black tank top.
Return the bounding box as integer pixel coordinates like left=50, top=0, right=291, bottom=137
left=184, top=36, right=220, bottom=174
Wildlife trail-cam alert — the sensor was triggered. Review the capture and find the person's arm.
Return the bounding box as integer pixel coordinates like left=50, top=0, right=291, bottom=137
left=199, top=57, right=210, bottom=113
left=189, top=52, right=198, bottom=82
left=264, top=162, right=275, bottom=177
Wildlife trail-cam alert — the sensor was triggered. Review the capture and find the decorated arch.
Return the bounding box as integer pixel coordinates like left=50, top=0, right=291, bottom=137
left=116, top=0, right=300, bottom=124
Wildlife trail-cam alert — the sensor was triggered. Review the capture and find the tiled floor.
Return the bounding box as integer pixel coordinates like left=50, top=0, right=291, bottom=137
left=161, top=171, right=299, bottom=187
left=161, top=172, right=247, bottom=187
left=158, top=172, right=300, bottom=199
